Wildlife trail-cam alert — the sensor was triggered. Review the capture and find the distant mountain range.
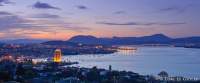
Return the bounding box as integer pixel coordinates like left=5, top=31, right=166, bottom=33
left=42, top=40, right=79, bottom=46
left=0, top=39, right=48, bottom=44
left=1, top=34, right=200, bottom=45
left=67, top=34, right=200, bottom=45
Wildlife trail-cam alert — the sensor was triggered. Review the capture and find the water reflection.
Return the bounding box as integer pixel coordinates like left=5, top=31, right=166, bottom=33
left=117, top=49, right=137, bottom=56
left=34, top=47, right=200, bottom=78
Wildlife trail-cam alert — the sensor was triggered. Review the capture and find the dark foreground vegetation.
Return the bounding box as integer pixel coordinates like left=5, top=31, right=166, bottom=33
left=0, top=56, right=199, bottom=83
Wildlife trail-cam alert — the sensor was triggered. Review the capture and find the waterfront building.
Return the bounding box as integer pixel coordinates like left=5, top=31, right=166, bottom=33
left=53, top=49, right=62, bottom=63
left=158, top=71, right=169, bottom=77
left=56, top=77, right=80, bottom=83
left=0, top=54, right=17, bottom=80
left=0, top=54, right=15, bottom=62
left=109, top=65, right=112, bottom=71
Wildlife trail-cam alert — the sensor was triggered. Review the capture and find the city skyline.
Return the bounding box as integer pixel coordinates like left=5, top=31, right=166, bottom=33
left=0, top=0, right=200, bottom=40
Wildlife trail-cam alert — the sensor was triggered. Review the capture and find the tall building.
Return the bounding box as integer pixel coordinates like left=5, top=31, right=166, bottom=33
left=53, top=49, right=62, bottom=63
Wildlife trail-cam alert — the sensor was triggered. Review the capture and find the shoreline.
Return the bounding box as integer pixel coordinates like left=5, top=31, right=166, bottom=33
left=2, top=59, right=200, bottom=83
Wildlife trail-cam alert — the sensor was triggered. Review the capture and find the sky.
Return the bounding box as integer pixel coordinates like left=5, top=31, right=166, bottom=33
left=0, top=0, right=200, bottom=40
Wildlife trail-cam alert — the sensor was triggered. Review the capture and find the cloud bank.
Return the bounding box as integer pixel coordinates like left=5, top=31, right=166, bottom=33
left=76, top=5, right=88, bottom=10
left=0, top=0, right=13, bottom=6
left=97, top=21, right=186, bottom=26
left=32, top=1, right=61, bottom=10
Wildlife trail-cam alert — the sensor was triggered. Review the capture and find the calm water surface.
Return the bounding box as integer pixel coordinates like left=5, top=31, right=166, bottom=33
left=62, top=47, right=200, bottom=78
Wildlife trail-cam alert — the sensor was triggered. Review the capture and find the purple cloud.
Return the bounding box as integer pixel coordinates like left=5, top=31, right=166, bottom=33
left=97, top=21, right=186, bottom=26
left=113, top=11, right=126, bottom=14
left=0, top=0, right=13, bottom=6
left=0, top=11, right=12, bottom=15
left=76, top=5, right=88, bottom=10
left=31, top=13, right=60, bottom=19
left=159, top=4, right=194, bottom=13
left=33, top=2, right=61, bottom=10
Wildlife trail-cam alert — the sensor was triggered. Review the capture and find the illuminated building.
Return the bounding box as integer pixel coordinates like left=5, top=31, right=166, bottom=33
left=53, top=49, right=62, bottom=63
left=0, top=54, right=16, bottom=80
left=0, top=54, right=15, bottom=62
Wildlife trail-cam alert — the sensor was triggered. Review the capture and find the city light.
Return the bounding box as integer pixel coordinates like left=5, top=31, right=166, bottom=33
left=53, top=49, right=62, bottom=63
